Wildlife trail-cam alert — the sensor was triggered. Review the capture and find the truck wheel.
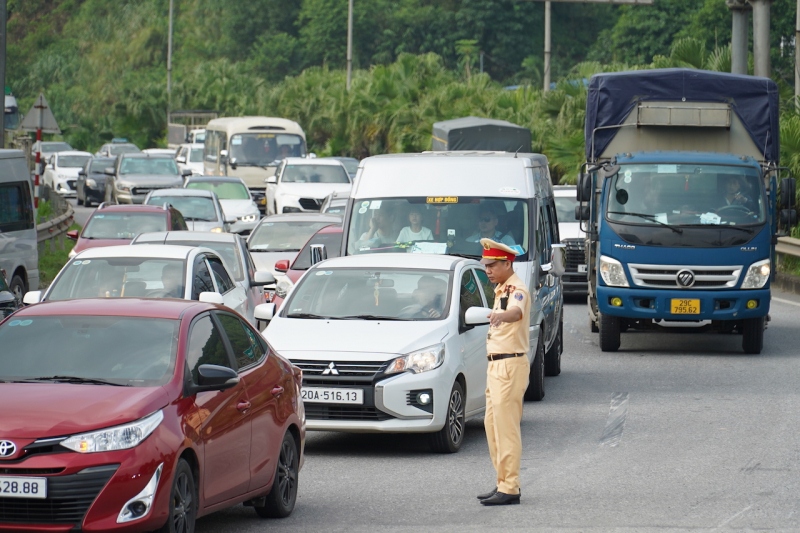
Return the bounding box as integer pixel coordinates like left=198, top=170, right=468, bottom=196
left=429, top=381, right=465, bottom=453
left=742, top=317, right=764, bottom=354
left=544, top=318, right=562, bottom=376
left=524, top=333, right=545, bottom=401
left=599, top=312, right=621, bottom=352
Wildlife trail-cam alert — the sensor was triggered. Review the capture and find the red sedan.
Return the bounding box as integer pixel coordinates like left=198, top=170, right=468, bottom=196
left=0, top=298, right=304, bottom=532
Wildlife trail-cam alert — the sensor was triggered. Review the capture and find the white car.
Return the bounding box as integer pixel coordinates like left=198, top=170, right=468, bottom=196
left=175, top=143, right=205, bottom=176
left=553, top=185, right=588, bottom=294
left=24, top=244, right=255, bottom=325
left=130, top=230, right=274, bottom=325
left=184, top=176, right=261, bottom=234
left=267, top=157, right=352, bottom=215
left=143, top=188, right=232, bottom=233
left=256, top=253, right=495, bottom=453
left=43, top=151, right=93, bottom=197
left=247, top=213, right=342, bottom=277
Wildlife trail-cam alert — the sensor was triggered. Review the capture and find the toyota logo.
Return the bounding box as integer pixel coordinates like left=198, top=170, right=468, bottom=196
left=676, top=269, right=695, bottom=288
left=0, top=440, right=16, bottom=458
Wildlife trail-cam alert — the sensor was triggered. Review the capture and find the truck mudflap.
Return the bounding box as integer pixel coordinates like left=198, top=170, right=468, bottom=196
left=596, top=286, right=770, bottom=322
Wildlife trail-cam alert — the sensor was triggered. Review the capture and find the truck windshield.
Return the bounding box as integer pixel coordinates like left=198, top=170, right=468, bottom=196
left=346, top=197, right=528, bottom=259
left=229, top=133, right=306, bottom=166
left=606, top=164, right=765, bottom=227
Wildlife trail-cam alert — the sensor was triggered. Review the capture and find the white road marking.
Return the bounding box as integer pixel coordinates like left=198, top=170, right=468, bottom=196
left=600, top=392, right=629, bottom=447
left=713, top=505, right=751, bottom=530
left=773, top=297, right=800, bottom=308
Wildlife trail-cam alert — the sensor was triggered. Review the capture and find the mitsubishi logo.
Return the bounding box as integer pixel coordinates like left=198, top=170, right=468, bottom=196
left=676, top=269, right=696, bottom=288
left=0, top=440, right=16, bottom=458
left=321, top=362, right=339, bottom=376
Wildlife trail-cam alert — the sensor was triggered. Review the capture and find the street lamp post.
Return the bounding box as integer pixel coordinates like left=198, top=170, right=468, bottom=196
left=167, top=0, right=174, bottom=126
left=346, top=0, right=353, bottom=91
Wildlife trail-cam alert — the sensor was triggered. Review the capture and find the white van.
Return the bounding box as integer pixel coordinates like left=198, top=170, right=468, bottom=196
left=203, top=117, right=308, bottom=213
left=0, top=150, right=39, bottom=300
left=341, top=152, right=566, bottom=400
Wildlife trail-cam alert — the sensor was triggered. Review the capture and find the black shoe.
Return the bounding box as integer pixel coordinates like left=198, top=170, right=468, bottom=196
left=476, top=488, right=497, bottom=500
left=480, top=491, right=521, bottom=506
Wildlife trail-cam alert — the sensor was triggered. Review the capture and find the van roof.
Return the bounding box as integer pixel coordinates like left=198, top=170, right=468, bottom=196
left=206, top=116, right=305, bottom=137
left=353, top=152, right=549, bottom=199
left=0, top=149, right=26, bottom=160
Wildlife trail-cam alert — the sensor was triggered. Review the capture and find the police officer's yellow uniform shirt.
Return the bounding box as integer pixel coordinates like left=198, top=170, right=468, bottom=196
left=487, top=272, right=531, bottom=355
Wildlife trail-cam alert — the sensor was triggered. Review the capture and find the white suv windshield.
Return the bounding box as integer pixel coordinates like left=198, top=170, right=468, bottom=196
left=346, top=197, right=528, bottom=259
left=285, top=268, right=451, bottom=321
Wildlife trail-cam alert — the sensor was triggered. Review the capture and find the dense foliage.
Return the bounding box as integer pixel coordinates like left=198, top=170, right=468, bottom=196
left=7, top=0, right=800, bottom=182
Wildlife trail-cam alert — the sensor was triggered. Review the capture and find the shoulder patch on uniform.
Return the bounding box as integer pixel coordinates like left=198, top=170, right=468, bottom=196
left=514, top=292, right=524, bottom=301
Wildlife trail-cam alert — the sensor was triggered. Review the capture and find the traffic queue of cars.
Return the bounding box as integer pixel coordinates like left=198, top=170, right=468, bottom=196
left=3, top=140, right=574, bottom=531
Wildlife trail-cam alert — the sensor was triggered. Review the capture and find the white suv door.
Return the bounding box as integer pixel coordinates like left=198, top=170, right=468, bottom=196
left=206, top=254, right=249, bottom=321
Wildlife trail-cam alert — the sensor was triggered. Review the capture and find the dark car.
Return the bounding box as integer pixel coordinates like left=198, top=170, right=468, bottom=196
left=96, top=142, right=141, bottom=158
left=76, top=156, right=115, bottom=207
left=105, top=153, right=191, bottom=204
left=0, top=298, right=304, bottom=531
left=67, top=203, right=188, bottom=258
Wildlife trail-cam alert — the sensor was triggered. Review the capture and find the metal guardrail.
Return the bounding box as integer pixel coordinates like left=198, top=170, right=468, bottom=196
left=776, top=236, right=800, bottom=259
left=36, top=203, right=74, bottom=244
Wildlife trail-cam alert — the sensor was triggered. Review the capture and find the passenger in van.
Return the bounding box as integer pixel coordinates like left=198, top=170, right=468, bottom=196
left=396, top=205, right=433, bottom=243
left=467, top=207, right=515, bottom=246
left=355, top=206, right=398, bottom=249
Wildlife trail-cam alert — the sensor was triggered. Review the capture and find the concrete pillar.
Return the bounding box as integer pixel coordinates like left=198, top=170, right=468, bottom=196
left=726, top=0, right=750, bottom=75
left=751, top=0, right=773, bottom=78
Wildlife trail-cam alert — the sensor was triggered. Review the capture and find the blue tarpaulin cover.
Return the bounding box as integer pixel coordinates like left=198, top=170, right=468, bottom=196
left=585, top=68, right=780, bottom=163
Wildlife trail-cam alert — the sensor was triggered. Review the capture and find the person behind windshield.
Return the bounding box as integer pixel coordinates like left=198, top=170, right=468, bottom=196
left=356, top=206, right=398, bottom=249
left=396, top=205, right=433, bottom=243
left=278, top=145, right=292, bottom=160
left=718, top=175, right=754, bottom=211
left=160, top=264, right=184, bottom=298
left=409, top=276, right=447, bottom=318
left=467, top=207, right=515, bottom=246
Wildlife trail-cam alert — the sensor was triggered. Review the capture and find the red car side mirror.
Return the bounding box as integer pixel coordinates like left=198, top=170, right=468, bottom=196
left=275, top=260, right=290, bottom=273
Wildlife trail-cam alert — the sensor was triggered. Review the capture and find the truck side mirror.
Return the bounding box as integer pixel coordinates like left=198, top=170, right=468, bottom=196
left=577, top=172, right=591, bottom=202
left=780, top=209, right=797, bottom=229
left=780, top=178, right=796, bottom=210
left=575, top=203, right=590, bottom=221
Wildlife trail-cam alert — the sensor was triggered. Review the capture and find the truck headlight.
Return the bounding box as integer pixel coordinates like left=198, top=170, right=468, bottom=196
left=385, top=343, right=445, bottom=375
left=741, top=259, right=770, bottom=289
left=60, top=410, right=163, bottom=453
left=599, top=255, right=629, bottom=287
left=275, top=277, right=293, bottom=299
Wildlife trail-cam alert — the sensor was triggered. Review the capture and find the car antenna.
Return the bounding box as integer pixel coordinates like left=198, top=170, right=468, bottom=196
left=514, top=146, right=522, bottom=158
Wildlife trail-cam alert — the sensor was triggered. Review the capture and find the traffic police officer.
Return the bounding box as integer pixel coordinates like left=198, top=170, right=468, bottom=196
left=477, top=238, right=531, bottom=506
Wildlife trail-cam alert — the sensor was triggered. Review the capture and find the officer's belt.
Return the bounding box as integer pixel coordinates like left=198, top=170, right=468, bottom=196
left=487, top=353, right=525, bottom=361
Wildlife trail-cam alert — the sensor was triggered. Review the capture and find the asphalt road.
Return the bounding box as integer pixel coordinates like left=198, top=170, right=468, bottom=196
left=195, top=291, right=800, bottom=532
left=67, top=198, right=94, bottom=227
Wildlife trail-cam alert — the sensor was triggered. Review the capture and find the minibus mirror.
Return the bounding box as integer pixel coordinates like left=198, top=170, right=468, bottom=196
left=229, top=157, right=237, bottom=170
left=575, top=203, right=590, bottom=221
left=781, top=178, right=796, bottom=210
left=577, top=173, right=591, bottom=202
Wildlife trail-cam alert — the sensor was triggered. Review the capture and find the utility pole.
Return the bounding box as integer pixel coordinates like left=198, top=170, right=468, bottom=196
left=0, top=0, right=6, bottom=148
left=795, top=0, right=799, bottom=107
left=346, top=0, right=353, bottom=91
left=543, top=1, right=551, bottom=92
left=750, top=0, right=773, bottom=78
left=726, top=0, right=750, bottom=75
left=167, top=0, right=174, bottom=130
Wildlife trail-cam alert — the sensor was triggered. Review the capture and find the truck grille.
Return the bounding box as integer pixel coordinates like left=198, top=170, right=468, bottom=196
left=628, top=264, right=742, bottom=289
left=563, top=239, right=585, bottom=270
left=0, top=465, right=117, bottom=525
left=298, top=198, right=322, bottom=211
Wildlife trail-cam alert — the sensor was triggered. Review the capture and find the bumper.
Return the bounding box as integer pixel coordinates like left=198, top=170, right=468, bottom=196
left=0, top=432, right=177, bottom=531
left=597, top=285, right=770, bottom=321
left=303, top=367, right=455, bottom=434
left=114, top=192, right=146, bottom=204
left=54, top=180, right=76, bottom=197
left=228, top=218, right=259, bottom=234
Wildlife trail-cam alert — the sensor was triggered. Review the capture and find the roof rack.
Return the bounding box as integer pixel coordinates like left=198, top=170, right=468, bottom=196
left=97, top=202, right=110, bottom=210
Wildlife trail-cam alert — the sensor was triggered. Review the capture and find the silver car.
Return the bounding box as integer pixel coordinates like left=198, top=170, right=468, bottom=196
left=143, top=188, right=233, bottom=233
left=130, top=231, right=274, bottom=325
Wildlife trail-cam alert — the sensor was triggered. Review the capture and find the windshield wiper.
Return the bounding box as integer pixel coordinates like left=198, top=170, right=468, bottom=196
left=607, top=211, right=683, bottom=234
left=337, top=314, right=408, bottom=321
left=24, top=375, right=128, bottom=386
left=184, top=217, right=214, bottom=222
left=680, top=224, right=754, bottom=234
left=447, top=252, right=481, bottom=260
left=286, top=312, right=333, bottom=319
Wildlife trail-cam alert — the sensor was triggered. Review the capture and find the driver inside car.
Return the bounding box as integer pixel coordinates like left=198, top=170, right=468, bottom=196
left=159, top=264, right=185, bottom=298
left=717, top=175, right=754, bottom=212
left=405, top=275, right=447, bottom=319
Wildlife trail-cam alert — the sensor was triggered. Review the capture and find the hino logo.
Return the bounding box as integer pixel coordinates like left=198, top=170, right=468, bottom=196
left=321, top=362, right=339, bottom=376
left=0, top=441, right=16, bottom=458
left=614, top=243, right=636, bottom=250
left=676, top=269, right=696, bottom=288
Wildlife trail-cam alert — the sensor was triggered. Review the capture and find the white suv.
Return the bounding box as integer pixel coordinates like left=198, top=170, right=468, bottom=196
left=266, top=157, right=352, bottom=215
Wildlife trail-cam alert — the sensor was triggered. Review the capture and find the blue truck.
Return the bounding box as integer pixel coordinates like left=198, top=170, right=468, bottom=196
left=577, top=68, right=796, bottom=354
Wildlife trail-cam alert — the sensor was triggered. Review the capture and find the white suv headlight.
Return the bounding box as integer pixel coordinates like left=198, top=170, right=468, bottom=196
left=60, top=410, right=163, bottom=453
left=239, top=214, right=258, bottom=223
left=385, top=343, right=445, bottom=375
left=599, top=255, right=629, bottom=287
left=741, top=259, right=770, bottom=289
